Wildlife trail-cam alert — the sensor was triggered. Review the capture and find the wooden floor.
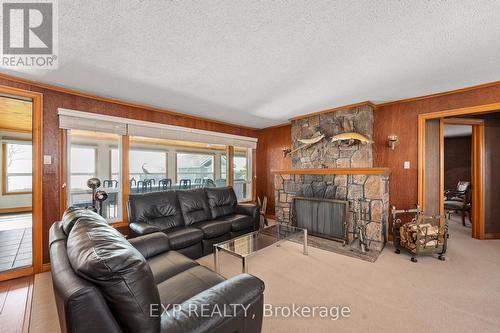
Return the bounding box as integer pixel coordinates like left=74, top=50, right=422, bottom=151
left=0, top=276, right=33, bottom=333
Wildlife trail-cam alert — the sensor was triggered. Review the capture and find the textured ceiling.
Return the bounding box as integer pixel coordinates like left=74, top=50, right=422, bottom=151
left=2, top=1, right=500, bottom=128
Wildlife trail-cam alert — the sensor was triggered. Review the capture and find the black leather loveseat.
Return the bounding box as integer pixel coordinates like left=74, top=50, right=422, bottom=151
left=128, top=187, right=259, bottom=259
left=49, top=208, right=265, bottom=333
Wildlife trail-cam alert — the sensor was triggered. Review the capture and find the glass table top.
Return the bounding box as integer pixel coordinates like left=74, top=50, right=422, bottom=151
left=215, top=223, right=304, bottom=258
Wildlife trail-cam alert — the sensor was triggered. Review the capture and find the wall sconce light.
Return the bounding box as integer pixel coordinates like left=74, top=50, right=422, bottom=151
left=387, top=135, right=399, bottom=150
left=282, top=146, right=292, bottom=157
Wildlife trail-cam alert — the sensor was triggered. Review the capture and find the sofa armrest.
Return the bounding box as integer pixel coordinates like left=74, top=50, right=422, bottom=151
left=235, top=204, right=260, bottom=230
left=129, top=222, right=161, bottom=237
left=128, top=232, right=170, bottom=259
left=161, top=274, right=265, bottom=333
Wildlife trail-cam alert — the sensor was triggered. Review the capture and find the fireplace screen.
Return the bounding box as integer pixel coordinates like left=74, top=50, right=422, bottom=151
left=292, top=197, right=348, bottom=243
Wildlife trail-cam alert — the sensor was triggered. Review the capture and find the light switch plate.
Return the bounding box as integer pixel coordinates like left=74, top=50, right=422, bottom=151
left=43, top=155, right=52, bottom=165
left=404, top=161, right=410, bottom=169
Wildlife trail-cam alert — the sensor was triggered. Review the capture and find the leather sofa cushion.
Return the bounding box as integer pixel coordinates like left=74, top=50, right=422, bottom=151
left=61, top=207, right=106, bottom=236
left=192, top=220, right=232, bottom=239
left=128, top=191, right=184, bottom=231
left=165, top=226, right=204, bottom=249
left=67, top=217, right=161, bottom=333
left=205, top=187, right=237, bottom=219
left=160, top=273, right=265, bottom=333
left=157, top=266, right=225, bottom=306
left=49, top=221, right=67, bottom=246
left=147, top=251, right=199, bottom=284
left=177, top=189, right=211, bottom=225
left=220, top=214, right=254, bottom=232
left=128, top=232, right=170, bottom=259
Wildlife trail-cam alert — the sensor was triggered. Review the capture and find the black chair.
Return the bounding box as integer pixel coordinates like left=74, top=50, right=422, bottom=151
left=158, top=178, right=172, bottom=190
left=103, top=180, right=118, bottom=188
left=444, top=181, right=471, bottom=226
left=137, top=180, right=153, bottom=192
left=129, top=178, right=137, bottom=189
left=194, top=178, right=202, bottom=185
left=179, top=179, right=191, bottom=189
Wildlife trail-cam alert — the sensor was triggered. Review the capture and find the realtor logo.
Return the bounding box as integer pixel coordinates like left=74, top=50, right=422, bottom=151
left=1, top=0, right=58, bottom=68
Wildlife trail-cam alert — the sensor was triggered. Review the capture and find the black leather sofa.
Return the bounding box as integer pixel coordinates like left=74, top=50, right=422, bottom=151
left=49, top=208, right=265, bottom=333
left=128, top=187, right=259, bottom=259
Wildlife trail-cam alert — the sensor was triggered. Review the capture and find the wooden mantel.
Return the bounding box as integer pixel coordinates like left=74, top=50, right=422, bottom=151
left=271, top=168, right=391, bottom=176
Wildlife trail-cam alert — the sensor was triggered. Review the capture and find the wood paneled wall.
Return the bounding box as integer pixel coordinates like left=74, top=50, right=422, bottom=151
left=256, top=124, right=291, bottom=217
left=444, top=136, right=472, bottom=190
left=0, top=76, right=259, bottom=264
left=373, top=83, right=500, bottom=214
left=473, top=114, right=500, bottom=235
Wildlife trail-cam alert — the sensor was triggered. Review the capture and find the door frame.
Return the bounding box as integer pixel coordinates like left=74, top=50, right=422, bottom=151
left=0, top=85, right=43, bottom=281
left=418, top=102, right=500, bottom=239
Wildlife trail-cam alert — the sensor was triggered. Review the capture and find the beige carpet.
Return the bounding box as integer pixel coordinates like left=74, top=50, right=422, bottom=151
left=31, top=216, right=500, bottom=333
left=30, top=271, right=61, bottom=333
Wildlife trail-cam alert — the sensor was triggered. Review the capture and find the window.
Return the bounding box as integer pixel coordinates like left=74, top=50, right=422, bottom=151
left=60, top=110, right=258, bottom=223
left=3, top=143, right=32, bottom=193
left=234, top=156, right=248, bottom=182
left=177, top=153, right=214, bottom=183
left=111, top=148, right=120, bottom=182
left=129, top=148, right=167, bottom=192
left=67, top=130, right=122, bottom=222
left=233, top=148, right=252, bottom=201
left=70, top=146, right=96, bottom=190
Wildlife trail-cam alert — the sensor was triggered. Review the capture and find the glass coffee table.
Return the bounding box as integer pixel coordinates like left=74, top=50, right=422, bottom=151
left=213, top=223, right=308, bottom=274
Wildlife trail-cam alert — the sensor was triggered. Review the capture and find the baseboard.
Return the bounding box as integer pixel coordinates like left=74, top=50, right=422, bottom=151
left=484, top=233, right=500, bottom=240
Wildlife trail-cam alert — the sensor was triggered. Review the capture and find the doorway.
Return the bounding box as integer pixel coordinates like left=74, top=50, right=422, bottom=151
left=443, top=121, right=473, bottom=236
left=418, top=102, right=500, bottom=240
left=0, top=86, right=43, bottom=281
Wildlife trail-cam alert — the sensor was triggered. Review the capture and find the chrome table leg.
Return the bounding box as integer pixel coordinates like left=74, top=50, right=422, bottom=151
left=242, top=256, right=248, bottom=273
left=303, top=229, right=308, bottom=255
left=214, top=246, right=220, bottom=273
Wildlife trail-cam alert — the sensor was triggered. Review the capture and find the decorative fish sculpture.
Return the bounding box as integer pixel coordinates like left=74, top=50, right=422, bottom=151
left=331, top=132, right=372, bottom=145
left=297, top=131, right=325, bottom=145
left=282, top=131, right=325, bottom=157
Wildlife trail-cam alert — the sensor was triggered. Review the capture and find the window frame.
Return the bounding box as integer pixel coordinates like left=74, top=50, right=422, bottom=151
left=66, top=131, right=123, bottom=223
left=2, top=141, right=33, bottom=195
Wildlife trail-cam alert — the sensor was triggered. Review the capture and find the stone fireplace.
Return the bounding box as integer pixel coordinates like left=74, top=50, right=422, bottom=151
left=273, top=103, right=390, bottom=259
